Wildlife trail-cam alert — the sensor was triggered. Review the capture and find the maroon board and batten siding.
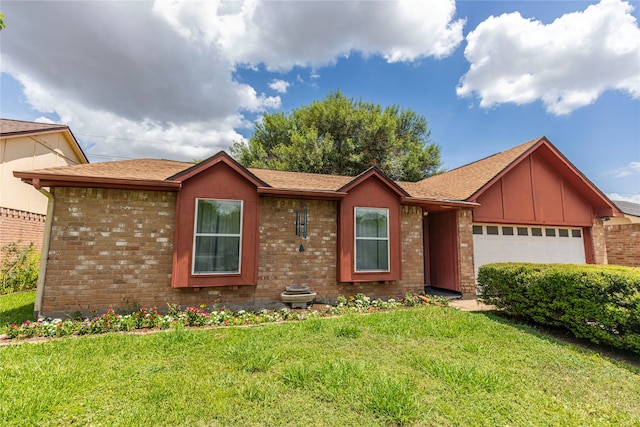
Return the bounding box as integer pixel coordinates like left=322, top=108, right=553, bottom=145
left=337, top=175, right=403, bottom=283
left=471, top=152, right=594, bottom=226
left=172, top=161, right=260, bottom=288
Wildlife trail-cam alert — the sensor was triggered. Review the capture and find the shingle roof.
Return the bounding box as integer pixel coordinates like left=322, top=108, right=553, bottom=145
left=410, top=138, right=542, bottom=201
left=0, top=118, right=69, bottom=136
left=612, top=200, right=640, bottom=217
left=25, top=158, right=189, bottom=181
left=249, top=168, right=352, bottom=191
left=14, top=138, right=549, bottom=203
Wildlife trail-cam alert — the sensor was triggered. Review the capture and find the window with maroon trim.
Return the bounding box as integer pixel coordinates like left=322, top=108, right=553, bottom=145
left=354, top=207, right=390, bottom=272
left=193, top=198, right=243, bottom=275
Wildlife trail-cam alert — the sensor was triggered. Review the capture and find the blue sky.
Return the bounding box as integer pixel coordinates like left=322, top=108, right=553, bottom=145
left=1, top=0, right=639, bottom=201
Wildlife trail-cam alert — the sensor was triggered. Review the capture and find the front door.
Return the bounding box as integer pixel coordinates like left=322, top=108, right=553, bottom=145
left=425, top=211, right=460, bottom=292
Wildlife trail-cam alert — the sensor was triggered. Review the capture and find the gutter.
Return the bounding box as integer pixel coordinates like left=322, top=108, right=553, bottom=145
left=33, top=185, right=54, bottom=319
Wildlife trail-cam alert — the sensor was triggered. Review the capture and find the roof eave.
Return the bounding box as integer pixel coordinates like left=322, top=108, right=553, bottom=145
left=402, top=196, right=480, bottom=210
left=258, top=187, right=347, bottom=200
left=14, top=171, right=181, bottom=191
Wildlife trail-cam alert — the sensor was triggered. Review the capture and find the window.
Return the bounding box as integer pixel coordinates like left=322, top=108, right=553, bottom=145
left=502, top=226, right=514, bottom=235
left=545, top=228, right=556, bottom=237
left=355, top=207, right=389, bottom=272
left=572, top=229, right=582, bottom=238
left=517, top=227, right=528, bottom=236
left=532, top=227, right=543, bottom=236
left=486, top=226, right=499, bottom=235
left=472, top=225, right=483, bottom=235
left=559, top=228, right=569, bottom=237
left=193, top=199, right=242, bottom=274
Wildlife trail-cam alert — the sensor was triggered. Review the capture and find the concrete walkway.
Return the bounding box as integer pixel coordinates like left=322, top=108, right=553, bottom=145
left=448, top=299, right=496, bottom=312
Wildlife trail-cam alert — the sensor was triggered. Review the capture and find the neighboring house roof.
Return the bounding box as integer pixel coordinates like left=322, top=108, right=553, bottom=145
left=0, top=118, right=89, bottom=164
left=0, top=118, right=70, bottom=136
left=612, top=200, right=640, bottom=218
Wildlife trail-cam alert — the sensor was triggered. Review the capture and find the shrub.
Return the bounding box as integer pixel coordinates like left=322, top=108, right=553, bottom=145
left=478, top=263, right=640, bottom=353
left=0, top=242, right=40, bottom=295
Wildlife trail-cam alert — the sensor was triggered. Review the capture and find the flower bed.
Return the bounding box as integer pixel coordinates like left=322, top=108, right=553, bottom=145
left=2, top=293, right=448, bottom=340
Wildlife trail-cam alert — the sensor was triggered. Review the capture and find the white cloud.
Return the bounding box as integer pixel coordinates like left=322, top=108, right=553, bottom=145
left=268, top=80, right=290, bottom=94
left=608, top=193, right=640, bottom=204
left=1, top=0, right=464, bottom=162
left=153, top=0, right=465, bottom=69
left=609, top=161, right=640, bottom=177
left=457, top=0, right=640, bottom=115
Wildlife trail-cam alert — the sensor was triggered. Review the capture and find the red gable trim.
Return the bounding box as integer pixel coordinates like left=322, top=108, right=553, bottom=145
left=338, top=166, right=410, bottom=197
left=169, top=151, right=268, bottom=188
left=468, top=137, right=621, bottom=217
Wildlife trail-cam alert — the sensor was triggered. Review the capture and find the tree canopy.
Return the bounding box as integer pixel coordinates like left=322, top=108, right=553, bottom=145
left=232, top=91, right=442, bottom=182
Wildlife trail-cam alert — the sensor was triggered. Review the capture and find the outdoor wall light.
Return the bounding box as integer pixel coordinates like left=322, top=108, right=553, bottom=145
left=296, top=207, right=308, bottom=252
left=295, top=207, right=308, bottom=238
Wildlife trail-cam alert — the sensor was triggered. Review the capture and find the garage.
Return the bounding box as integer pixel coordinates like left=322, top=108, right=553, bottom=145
left=472, top=223, right=586, bottom=278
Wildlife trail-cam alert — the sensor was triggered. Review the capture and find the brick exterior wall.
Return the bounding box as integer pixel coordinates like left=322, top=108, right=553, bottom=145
left=255, top=198, right=423, bottom=302
left=604, top=223, right=640, bottom=267
left=40, top=190, right=425, bottom=317
left=398, top=205, right=425, bottom=292
left=457, top=209, right=476, bottom=296
left=591, top=218, right=608, bottom=265
left=0, top=207, right=46, bottom=251
left=41, top=188, right=177, bottom=315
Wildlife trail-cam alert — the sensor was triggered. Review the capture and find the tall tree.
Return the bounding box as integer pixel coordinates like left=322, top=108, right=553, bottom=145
left=232, top=91, right=442, bottom=181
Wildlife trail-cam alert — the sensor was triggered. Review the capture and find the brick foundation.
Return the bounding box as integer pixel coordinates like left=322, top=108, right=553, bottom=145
left=0, top=207, right=46, bottom=251
left=604, top=223, right=640, bottom=267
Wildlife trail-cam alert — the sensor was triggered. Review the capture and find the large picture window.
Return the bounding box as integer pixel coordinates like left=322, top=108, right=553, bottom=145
left=355, top=207, right=389, bottom=272
left=193, top=199, right=242, bottom=274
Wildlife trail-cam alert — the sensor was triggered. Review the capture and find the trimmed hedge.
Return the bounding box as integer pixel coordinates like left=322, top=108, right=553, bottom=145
left=478, top=263, right=640, bottom=353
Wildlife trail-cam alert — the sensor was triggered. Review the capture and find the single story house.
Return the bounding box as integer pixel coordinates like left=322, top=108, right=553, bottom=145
left=15, top=136, right=621, bottom=318
left=0, top=118, right=88, bottom=251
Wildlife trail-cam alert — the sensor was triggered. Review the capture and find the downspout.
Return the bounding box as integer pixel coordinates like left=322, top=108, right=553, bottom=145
left=34, top=181, right=54, bottom=319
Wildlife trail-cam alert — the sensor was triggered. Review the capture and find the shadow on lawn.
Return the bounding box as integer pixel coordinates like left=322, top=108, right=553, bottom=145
left=471, top=310, right=640, bottom=372
left=0, top=300, right=34, bottom=328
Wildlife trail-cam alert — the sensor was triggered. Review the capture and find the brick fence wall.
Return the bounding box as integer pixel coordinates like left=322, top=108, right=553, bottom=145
left=0, top=207, right=46, bottom=251
left=604, top=223, right=640, bottom=267
left=40, top=189, right=426, bottom=317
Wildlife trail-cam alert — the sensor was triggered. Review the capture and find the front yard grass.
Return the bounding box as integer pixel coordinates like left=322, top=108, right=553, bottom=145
left=0, top=290, right=35, bottom=327
left=1, top=298, right=639, bottom=426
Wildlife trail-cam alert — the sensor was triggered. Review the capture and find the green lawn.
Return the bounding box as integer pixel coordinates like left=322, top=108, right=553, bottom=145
left=0, top=290, right=35, bottom=327
left=1, top=295, right=639, bottom=426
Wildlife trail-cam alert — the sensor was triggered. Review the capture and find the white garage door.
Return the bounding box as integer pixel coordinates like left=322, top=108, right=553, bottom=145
left=472, top=223, right=586, bottom=280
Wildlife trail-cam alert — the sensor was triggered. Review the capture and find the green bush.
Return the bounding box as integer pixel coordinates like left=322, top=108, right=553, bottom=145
left=478, top=263, right=640, bottom=353
left=0, top=242, right=40, bottom=295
